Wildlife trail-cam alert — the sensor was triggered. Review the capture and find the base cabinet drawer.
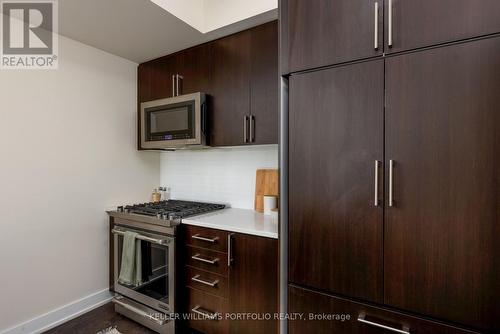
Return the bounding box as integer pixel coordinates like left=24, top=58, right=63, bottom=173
left=186, top=246, right=228, bottom=276
left=186, top=266, right=228, bottom=298
left=185, top=225, right=229, bottom=253
left=289, top=286, right=479, bottom=334
left=186, top=287, right=228, bottom=334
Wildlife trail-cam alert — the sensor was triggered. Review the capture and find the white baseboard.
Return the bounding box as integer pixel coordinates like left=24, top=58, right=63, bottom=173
left=1, top=289, right=113, bottom=334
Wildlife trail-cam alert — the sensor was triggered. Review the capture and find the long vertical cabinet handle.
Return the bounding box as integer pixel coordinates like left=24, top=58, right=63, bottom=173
left=374, top=2, right=379, bottom=50
left=176, top=74, right=183, bottom=96
left=249, top=115, right=255, bottom=143
left=374, top=160, right=380, bottom=206
left=388, top=0, right=393, bottom=47
left=227, top=234, right=234, bottom=267
left=389, top=160, right=395, bottom=207
left=243, top=115, right=248, bottom=143
left=171, top=75, right=176, bottom=97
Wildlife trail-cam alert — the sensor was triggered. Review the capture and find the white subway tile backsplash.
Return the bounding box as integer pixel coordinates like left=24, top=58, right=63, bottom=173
left=160, top=145, right=278, bottom=209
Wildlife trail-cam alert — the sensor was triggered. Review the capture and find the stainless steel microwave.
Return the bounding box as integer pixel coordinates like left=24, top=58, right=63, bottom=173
left=140, top=92, right=207, bottom=150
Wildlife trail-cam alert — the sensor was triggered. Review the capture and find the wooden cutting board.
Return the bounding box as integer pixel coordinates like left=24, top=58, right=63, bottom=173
left=254, top=169, right=279, bottom=212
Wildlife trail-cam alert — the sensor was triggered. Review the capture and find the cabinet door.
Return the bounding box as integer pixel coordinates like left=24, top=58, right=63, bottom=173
left=229, top=234, right=278, bottom=334
left=137, top=63, right=151, bottom=103
left=210, top=30, right=251, bottom=146
left=174, top=44, right=210, bottom=95
left=289, top=60, right=384, bottom=303
left=137, top=63, right=151, bottom=149
left=149, top=55, right=176, bottom=100
left=385, top=0, right=500, bottom=53
left=289, top=285, right=479, bottom=334
left=385, top=37, right=500, bottom=331
left=281, top=0, right=383, bottom=74
left=249, top=21, right=278, bottom=145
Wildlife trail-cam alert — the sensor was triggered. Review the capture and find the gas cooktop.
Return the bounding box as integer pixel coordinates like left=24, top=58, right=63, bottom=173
left=116, top=200, right=226, bottom=220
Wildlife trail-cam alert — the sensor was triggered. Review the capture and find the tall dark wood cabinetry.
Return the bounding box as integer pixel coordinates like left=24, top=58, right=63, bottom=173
left=289, top=60, right=384, bottom=303
left=283, top=0, right=500, bottom=332
left=384, top=38, right=500, bottom=330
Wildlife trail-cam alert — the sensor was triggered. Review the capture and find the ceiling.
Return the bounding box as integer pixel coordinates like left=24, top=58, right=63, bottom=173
left=58, top=0, right=277, bottom=63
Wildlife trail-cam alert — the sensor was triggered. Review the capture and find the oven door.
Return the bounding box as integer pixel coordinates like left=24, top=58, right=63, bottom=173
left=140, top=92, right=206, bottom=149
left=113, top=226, right=175, bottom=314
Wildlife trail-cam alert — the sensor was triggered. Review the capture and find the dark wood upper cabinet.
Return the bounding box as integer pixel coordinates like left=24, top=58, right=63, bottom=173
left=249, top=21, right=279, bottom=145
left=138, top=22, right=278, bottom=148
left=281, top=0, right=383, bottom=74
left=289, top=60, right=384, bottom=303
left=385, top=0, right=500, bottom=54
left=173, top=44, right=210, bottom=95
left=147, top=44, right=210, bottom=100
left=149, top=55, right=176, bottom=100
left=137, top=63, right=151, bottom=149
left=209, top=29, right=251, bottom=147
left=228, top=233, right=278, bottom=334
left=137, top=63, right=151, bottom=103
left=210, top=21, right=279, bottom=146
left=384, top=37, right=500, bottom=331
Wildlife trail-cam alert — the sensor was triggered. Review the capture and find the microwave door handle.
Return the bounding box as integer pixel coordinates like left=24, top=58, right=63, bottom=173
left=201, top=102, right=207, bottom=135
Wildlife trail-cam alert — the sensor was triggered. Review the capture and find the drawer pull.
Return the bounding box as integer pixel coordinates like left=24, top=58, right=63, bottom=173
left=191, top=274, right=219, bottom=287
left=191, top=305, right=219, bottom=320
left=191, top=254, right=219, bottom=265
left=192, top=234, right=219, bottom=243
left=357, top=314, right=410, bottom=334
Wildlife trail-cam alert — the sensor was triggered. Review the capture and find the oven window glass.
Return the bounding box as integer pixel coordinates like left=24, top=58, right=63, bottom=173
left=146, top=100, right=195, bottom=141
left=117, top=235, right=169, bottom=303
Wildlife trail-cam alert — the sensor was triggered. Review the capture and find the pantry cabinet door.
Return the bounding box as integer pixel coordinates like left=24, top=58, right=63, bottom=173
left=289, top=60, right=384, bottom=303
left=384, top=37, right=500, bottom=331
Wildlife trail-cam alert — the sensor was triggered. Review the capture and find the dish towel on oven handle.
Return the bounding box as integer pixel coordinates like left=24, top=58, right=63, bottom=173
left=118, top=231, right=142, bottom=286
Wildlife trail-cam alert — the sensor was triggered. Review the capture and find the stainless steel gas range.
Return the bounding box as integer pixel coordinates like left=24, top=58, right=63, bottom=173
left=107, top=200, right=225, bottom=334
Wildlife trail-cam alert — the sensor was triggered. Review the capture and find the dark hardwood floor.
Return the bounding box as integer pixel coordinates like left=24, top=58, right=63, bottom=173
left=43, top=303, right=155, bottom=334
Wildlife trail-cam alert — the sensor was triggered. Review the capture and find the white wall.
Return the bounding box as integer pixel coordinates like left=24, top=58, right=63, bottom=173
left=0, top=35, right=160, bottom=332
left=160, top=145, right=278, bottom=209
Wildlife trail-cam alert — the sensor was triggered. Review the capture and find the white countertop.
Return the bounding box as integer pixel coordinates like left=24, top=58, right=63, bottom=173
left=182, top=208, right=279, bottom=239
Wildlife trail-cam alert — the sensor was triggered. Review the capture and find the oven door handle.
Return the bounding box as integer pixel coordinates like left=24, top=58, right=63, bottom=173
left=111, top=229, right=169, bottom=246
